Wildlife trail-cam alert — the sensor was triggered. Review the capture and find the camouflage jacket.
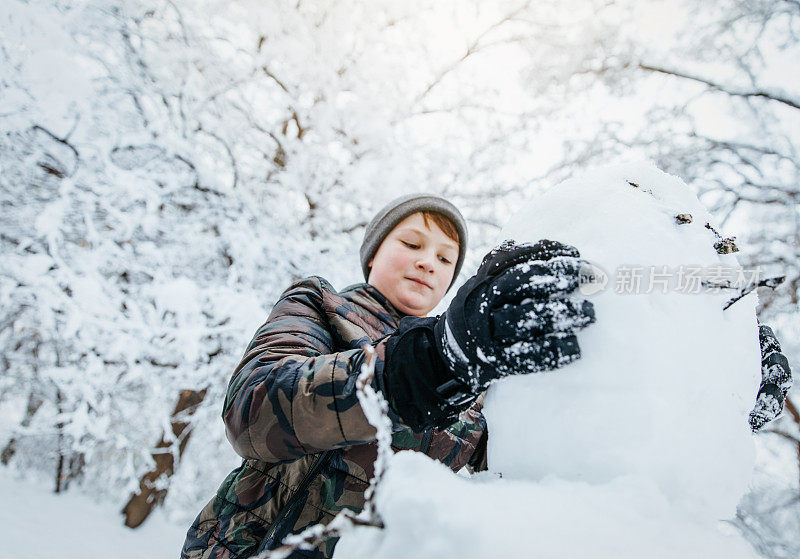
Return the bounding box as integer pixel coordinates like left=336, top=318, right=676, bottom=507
left=181, top=276, right=487, bottom=559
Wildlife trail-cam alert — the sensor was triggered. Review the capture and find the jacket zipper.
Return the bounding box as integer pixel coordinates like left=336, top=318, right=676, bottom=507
left=261, top=450, right=334, bottom=549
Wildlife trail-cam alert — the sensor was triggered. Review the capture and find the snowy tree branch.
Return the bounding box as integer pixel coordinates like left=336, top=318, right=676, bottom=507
left=31, top=125, right=80, bottom=162
left=261, top=65, right=291, bottom=95
left=195, top=128, right=239, bottom=189
left=762, top=429, right=800, bottom=446
left=638, top=64, right=800, bottom=111
left=413, top=1, right=531, bottom=105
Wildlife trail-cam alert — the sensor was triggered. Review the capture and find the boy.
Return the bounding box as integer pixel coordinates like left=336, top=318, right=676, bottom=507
left=181, top=194, right=789, bottom=559
left=180, top=193, right=596, bottom=558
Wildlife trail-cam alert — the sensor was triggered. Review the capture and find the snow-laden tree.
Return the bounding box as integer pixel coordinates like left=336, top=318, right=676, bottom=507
left=0, top=0, right=279, bottom=502
left=0, top=0, right=558, bottom=523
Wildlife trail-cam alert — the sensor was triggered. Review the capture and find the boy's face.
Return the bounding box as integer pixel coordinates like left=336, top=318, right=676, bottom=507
left=368, top=213, right=459, bottom=317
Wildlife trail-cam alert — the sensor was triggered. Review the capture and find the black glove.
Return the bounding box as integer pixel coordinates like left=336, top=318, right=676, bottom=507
left=378, top=239, right=596, bottom=431
left=379, top=315, right=464, bottom=431
left=749, top=324, right=793, bottom=432
left=435, top=239, right=596, bottom=392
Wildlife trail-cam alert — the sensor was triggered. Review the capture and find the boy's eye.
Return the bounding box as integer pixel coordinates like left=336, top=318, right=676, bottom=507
left=401, top=241, right=419, bottom=249
left=439, top=256, right=452, bottom=264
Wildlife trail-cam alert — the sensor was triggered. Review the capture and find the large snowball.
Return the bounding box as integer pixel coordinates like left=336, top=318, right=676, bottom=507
left=485, top=162, right=760, bottom=520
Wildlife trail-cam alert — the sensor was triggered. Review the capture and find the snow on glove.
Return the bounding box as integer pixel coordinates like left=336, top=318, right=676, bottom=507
left=749, top=325, right=793, bottom=432
left=379, top=239, right=596, bottom=431
left=434, top=239, right=596, bottom=393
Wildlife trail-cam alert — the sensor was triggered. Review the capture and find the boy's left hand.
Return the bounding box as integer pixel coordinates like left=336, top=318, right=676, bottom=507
left=749, top=325, right=793, bottom=431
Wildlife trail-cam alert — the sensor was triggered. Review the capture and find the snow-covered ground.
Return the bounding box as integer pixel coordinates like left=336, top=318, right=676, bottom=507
left=0, top=471, right=186, bottom=559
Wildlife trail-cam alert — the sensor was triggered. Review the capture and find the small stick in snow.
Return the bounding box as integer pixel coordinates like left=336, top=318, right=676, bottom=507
left=675, top=213, right=693, bottom=224
left=704, top=222, right=739, bottom=254
left=723, top=276, right=785, bottom=311
left=714, top=238, right=739, bottom=254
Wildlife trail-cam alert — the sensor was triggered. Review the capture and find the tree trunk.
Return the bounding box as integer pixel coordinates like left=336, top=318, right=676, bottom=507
left=121, top=387, right=208, bottom=528
left=1, top=391, right=43, bottom=465
left=54, top=389, right=85, bottom=493
left=784, top=397, right=800, bottom=493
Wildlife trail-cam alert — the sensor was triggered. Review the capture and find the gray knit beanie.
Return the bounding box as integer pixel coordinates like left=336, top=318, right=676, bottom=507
left=360, top=193, right=468, bottom=291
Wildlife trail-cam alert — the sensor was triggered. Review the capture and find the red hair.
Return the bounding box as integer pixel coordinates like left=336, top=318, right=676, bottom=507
left=419, top=211, right=460, bottom=245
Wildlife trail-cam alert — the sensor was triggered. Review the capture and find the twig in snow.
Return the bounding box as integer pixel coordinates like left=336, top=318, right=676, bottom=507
left=704, top=222, right=739, bottom=254
left=723, top=275, right=785, bottom=311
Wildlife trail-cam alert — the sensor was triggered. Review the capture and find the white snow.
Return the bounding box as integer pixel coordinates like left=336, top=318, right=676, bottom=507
left=335, top=451, right=757, bottom=559
left=0, top=470, right=187, bottom=559
left=334, top=162, right=762, bottom=558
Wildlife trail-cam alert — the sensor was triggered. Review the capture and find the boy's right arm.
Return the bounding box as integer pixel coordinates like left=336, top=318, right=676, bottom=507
left=222, top=277, right=389, bottom=463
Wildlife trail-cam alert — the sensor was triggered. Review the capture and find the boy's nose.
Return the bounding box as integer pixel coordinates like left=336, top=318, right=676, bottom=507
left=416, top=256, right=435, bottom=273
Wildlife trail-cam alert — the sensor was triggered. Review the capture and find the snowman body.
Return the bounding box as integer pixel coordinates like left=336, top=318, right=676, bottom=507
left=486, top=162, right=760, bottom=520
